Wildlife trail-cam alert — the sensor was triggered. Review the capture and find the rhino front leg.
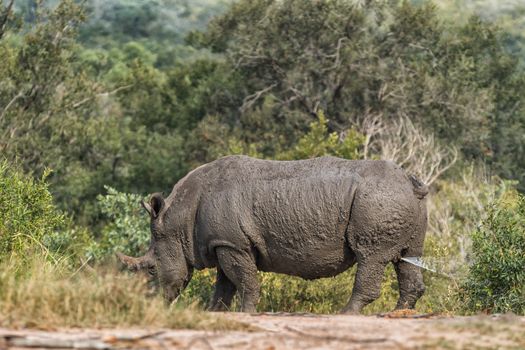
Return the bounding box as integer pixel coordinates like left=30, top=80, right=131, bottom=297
left=342, top=259, right=387, bottom=314
left=208, top=267, right=237, bottom=311
left=216, top=247, right=259, bottom=313
left=394, top=260, right=425, bottom=310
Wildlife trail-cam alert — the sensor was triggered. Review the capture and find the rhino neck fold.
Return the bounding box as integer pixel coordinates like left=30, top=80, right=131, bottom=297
left=163, top=194, right=202, bottom=270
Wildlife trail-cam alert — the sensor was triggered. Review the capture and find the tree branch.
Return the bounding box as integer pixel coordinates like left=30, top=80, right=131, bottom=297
left=322, top=37, right=347, bottom=73
left=374, top=116, right=457, bottom=185
left=71, top=84, right=134, bottom=109
left=0, top=0, right=14, bottom=40
left=0, top=91, right=24, bottom=122
left=240, top=83, right=277, bottom=112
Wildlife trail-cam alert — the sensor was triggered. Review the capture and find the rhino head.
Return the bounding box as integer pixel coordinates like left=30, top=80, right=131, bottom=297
left=117, top=193, right=193, bottom=304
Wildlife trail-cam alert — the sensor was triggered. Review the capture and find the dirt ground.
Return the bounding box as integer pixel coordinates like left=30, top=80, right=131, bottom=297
left=1, top=312, right=524, bottom=350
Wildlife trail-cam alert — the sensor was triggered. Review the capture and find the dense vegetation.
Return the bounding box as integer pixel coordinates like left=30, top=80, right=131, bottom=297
left=1, top=0, right=524, bottom=324
left=461, top=193, right=525, bottom=314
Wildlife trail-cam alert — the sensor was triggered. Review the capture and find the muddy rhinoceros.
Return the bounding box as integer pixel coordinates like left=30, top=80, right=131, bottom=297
left=117, top=155, right=428, bottom=313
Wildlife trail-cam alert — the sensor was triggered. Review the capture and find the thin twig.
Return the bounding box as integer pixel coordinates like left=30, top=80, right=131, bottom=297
left=427, top=147, right=458, bottom=185
left=110, top=330, right=165, bottom=341
left=0, top=91, right=24, bottom=122
left=376, top=117, right=457, bottom=184
left=70, top=256, right=92, bottom=278
left=71, top=84, right=134, bottom=109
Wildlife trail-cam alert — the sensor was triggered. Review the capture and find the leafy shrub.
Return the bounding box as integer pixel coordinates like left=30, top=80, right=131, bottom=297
left=257, top=270, right=355, bottom=313
left=276, top=111, right=364, bottom=161
left=182, top=263, right=450, bottom=315
left=41, top=225, right=93, bottom=262
left=198, top=111, right=365, bottom=162
left=0, top=161, right=65, bottom=259
left=461, top=193, right=525, bottom=314
left=88, top=186, right=149, bottom=260
left=181, top=268, right=357, bottom=313
left=0, top=161, right=91, bottom=263
left=180, top=268, right=217, bottom=307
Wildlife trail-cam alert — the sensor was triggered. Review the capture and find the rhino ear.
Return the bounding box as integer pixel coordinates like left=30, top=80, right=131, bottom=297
left=141, top=199, right=153, bottom=217
left=150, top=193, right=165, bottom=218
left=141, top=193, right=164, bottom=219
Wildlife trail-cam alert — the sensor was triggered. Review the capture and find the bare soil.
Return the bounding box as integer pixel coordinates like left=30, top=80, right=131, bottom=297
left=1, top=312, right=524, bottom=350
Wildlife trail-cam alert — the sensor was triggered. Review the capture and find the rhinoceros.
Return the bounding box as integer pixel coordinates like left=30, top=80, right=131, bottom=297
left=117, top=155, right=428, bottom=313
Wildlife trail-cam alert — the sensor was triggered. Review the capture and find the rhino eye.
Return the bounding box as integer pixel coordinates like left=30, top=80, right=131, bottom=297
left=147, top=266, right=156, bottom=277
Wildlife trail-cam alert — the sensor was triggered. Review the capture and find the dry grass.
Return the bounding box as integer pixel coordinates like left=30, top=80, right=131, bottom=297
left=427, top=315, right=525, bottom=350
left=0, top=256, right=247, bottom=330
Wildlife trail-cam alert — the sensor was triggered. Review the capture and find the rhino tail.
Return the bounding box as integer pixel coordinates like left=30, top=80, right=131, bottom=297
left=409, top=175, right=428, bottom=199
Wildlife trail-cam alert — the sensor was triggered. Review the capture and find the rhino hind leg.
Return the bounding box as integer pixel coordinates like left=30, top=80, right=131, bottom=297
left=208, top=268, right=237, bottom=311
left=215, top=247, right=259, bottom=313
left=341, top=259, right=387, bottom=314
left=394, top=259, right=425, bottom=310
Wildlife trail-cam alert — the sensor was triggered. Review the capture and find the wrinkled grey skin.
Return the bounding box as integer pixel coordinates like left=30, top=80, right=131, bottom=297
left=118, top=155, right=428, bottom=314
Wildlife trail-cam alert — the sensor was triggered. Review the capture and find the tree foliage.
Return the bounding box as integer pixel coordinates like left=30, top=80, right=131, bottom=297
left=194, top=0, right=525, bottom=187
left=3, top=0, right=525, bottom=223
left=0, top=0, right=189, bottom=223
left=79, top=0, right=232, bottom=46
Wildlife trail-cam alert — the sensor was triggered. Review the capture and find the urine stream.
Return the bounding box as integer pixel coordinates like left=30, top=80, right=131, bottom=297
left=400, top=256, right=464, bottom=279
left=401, top=257, right=438, bottom=273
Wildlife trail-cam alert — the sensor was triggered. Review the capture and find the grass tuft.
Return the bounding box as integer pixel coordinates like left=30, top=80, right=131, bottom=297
left=0, top=257, right=247, bottom=330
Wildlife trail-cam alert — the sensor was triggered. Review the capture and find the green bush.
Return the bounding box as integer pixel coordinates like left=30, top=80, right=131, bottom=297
left=41, top=224, right=93, bottom=263
left=461, top=193, right=525, bottom=314
left=181, top=258, right=451, bottom=315
left=276, top=111, right=364, bottom=161
left=88, top=186, right=149, bottom=260
left=0, top=161, right=65, bottom=259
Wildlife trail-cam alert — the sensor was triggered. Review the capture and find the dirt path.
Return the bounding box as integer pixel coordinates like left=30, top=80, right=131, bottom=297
left=1, top=312, right=524, bottom=349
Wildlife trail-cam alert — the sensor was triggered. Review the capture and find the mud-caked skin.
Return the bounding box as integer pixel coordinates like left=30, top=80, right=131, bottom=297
left=118, top=155, right=428, bottom=314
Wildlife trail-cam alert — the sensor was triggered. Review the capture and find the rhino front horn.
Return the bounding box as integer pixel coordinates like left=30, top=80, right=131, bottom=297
left=116, top=252, right=144, bottom=272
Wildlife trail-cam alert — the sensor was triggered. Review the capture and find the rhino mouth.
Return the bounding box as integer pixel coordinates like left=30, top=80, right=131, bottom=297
left=118, top=250, right=194, bottom=304
left=164, top=277, right=191, bottom=305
